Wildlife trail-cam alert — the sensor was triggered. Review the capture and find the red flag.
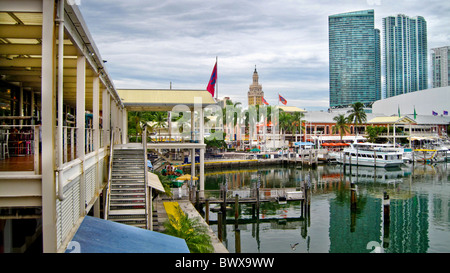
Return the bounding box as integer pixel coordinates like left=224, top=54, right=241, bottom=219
left=206, top=61, right=217, bottom=97
left=279, top=94, right=287, bottom=105
left=262, top=97, right=269, bottom=105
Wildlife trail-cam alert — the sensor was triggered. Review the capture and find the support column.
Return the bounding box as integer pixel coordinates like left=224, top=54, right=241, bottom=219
left=102, top=89, right=110, bottom=146
left=92, top=76, right=100, bottom=218
left=41, top=0, right=57, bottom=253
left=122, top=108, right=128, bottom=144
left=199, top=105, right=205, bottom=196
left=76, top=55, right=86, bottom=218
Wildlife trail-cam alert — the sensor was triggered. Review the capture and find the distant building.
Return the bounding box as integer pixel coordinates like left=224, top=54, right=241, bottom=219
left=328, top=10, right=381, bottom=108
left=383, top=14, right=428, bottom=98
left=431, top=46, right=450, bottom=88
left=247, top=67, right=264, bottom=106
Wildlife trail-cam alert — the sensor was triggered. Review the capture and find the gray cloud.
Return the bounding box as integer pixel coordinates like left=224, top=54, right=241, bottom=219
left=79, top=0, right=450, bottom=110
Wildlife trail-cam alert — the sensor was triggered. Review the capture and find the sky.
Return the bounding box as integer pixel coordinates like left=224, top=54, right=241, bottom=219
left=78, top=0, right=450, bottom=111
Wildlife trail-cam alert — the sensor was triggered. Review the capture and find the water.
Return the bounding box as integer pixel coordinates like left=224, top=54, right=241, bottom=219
left=204, top=162, right=450, bottom=253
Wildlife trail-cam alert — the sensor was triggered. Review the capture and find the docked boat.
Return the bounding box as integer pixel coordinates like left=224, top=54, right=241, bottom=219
left=414, top=148, right=448, bottom=163
left=336, top=142, right=404, bottom=168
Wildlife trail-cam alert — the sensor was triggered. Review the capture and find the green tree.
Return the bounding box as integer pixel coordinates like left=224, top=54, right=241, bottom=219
left=347, top=102, right=367, bottom=135
left=163, top=206, right=214, bottom=253
left=153, top=111, right=167, bottom=141
left=332, top=114, right=350, bottom=141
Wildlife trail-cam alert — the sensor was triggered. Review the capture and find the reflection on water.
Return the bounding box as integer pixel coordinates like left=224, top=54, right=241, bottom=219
left=204, top=162, right=450, bottom=253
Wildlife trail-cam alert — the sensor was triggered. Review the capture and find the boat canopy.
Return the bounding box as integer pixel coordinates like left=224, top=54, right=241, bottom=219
left=294, top=142, right=314, bottom=146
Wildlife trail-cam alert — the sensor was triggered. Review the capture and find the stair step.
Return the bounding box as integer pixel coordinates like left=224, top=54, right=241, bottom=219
left=108, top=209, right=146, bottom=215
left=110, top=197, right=145, bottom=202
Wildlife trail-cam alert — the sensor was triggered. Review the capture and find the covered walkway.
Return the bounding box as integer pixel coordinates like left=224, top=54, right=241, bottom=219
left=118, top=89, right=218, bottom=197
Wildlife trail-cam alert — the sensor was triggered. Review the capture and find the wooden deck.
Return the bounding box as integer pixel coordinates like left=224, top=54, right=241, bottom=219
left=0, top=154, right=41, bottom=173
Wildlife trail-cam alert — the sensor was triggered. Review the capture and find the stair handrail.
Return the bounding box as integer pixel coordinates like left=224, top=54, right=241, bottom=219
left=142, top=125, right=150, bottom=229
left=104, top=131, right=115, bottom=220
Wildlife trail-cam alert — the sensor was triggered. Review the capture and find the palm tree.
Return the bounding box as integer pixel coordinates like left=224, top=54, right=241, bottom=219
left=153, top=111, right=167, bottom=141
left=347, top=102, right=367, bottom=135
left=279, top=111, right=292, bottom=147
left=163, top=206, right=214, bottom=253
left=332, top=114, right=350, bottom=141
left=291, top=111, right=305, bottom=142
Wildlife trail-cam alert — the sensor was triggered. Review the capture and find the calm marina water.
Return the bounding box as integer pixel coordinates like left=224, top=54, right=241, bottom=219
left=204, top=162, right=450, bottom=253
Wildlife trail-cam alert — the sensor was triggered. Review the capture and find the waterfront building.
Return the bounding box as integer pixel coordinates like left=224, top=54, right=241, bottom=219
left=247, top=67, right=264, bottom=106
left=431, top=46, right=450, bottom=88
left=383, top=14, right=428, bottom=98
left=328, top=10, right=381, bottom=108
left=0, top=1, right=211, bottom=253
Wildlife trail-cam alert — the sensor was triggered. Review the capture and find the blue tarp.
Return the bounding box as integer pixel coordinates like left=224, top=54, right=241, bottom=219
left=294, top=142, right=314, bottom=146
left=65, top=216, right=189, bottom=253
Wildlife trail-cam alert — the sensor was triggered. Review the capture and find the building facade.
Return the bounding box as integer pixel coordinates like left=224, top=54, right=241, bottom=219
left=383, top=14, right=428, bottom=98
left=431, top=46, right=450, bottom=88
left=328, top=10, right=381, bottom=108
left=247, top=67, right=264, bottom=106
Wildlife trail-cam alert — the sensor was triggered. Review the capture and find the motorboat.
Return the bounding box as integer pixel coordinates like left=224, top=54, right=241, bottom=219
left=336, top=142, right=404, bottom=168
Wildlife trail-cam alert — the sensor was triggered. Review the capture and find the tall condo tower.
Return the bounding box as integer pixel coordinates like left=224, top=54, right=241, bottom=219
left=248, top=67, right=264, bottom=106
left=328, top=10, right=381, bottom=108
left=431, top=46, right=450, bottom=88
left=383, top=14, right=428, bottom=98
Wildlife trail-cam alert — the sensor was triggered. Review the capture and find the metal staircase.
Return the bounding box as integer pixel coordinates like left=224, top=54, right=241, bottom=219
left=106, top=147, right=148, bottom=228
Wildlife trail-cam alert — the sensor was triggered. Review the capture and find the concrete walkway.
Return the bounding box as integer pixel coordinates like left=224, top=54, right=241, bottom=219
left=153, top=196, right=228, bottom=253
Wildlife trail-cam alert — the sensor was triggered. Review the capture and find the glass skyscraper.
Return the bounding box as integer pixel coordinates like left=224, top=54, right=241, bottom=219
left=328, top=10, right=381, bottom=108
left=383, top=15, right=428, bottom=98
left=431, top=46, right=450, bottom=88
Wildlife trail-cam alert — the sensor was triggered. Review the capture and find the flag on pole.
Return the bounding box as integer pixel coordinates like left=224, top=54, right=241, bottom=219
left=444, top=110, right=448, bottom=116
left=398, top=105, right=400, bottom=117
left=262, top=97, right=269, bottom=105
left=206, top=61, right=217, bottom=97
left=278, top=94, right=287, bottom=105
left=432, top=111, right=438, bottom=116
left=413, top=106, right=417, bottom=120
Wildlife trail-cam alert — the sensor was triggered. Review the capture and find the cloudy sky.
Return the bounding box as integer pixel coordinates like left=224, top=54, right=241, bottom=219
left=78, top=0, right=449, bottom=111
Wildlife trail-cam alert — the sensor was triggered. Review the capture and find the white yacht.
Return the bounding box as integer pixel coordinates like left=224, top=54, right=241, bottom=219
left=336, top=142, right=404, bottom=168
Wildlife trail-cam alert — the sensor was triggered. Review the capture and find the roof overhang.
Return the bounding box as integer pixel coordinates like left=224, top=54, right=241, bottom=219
left=367, top=116, right=416, bottom=124
left=118, top=89, right=217, bottom=111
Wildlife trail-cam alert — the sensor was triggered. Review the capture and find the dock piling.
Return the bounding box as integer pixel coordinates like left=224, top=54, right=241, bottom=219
left=235, top=229, right=241, bottom=253
left=350, top=182, right=357, bottom=211
left=234, top=194, right=239, bottom=229
left=383, top=191, right=390, bottom=248
left=217, top=211, right=223, bottom=242
left=205, top=199, right=210, bottom=224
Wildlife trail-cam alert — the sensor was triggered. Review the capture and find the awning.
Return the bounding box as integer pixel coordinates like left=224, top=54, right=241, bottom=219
left=148, top=172, right=165, bottom=193
left=66, top=216, right=189, bottom=253
left=321, top=142, right=350, bottom=146
left=294, top=142, right=314, bottom=146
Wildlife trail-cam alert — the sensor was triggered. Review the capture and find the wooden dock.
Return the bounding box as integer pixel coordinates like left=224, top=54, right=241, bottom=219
left=177, top=150, right=321, bottom=171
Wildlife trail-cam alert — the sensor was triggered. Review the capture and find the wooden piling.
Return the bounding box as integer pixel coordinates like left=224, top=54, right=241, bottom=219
left=383, top=191, right=390, bottom=248
left=218, top=211, right=223, bottom=242
left=196, top=190, right=200, bottom=209
left=234, top=194, right=239, bottom=229
left=350, top=183, right=357, bottom=211
left=205, top=199, right=210, bottom=224
left=383, top=191, right=390, bottom=225
left=235, top=229, right=241, bottom=253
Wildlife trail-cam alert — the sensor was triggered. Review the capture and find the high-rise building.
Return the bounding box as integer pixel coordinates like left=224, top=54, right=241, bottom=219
left=248, top=67, right=264, bottom=106
left=328, top=10, right=381, bottom=108
left=431, top=46, right=450, bottom=88
left=383, top=14, right=428, bottom=98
